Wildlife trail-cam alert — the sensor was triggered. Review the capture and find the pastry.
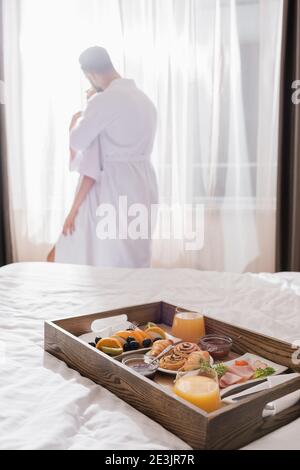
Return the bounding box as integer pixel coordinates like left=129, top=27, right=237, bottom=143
left=174, top=342, right=201, bottom=357
left=159, top=353, right=186, bottom=371
left=149, top=339, right=173, bottom=357
left=179, top=351, right=211, bottom=371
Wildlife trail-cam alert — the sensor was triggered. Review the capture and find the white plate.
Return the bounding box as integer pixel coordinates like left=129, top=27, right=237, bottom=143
left=219, top=353, right=288, bottom=397
left=157, top=367, right=179, bottom=376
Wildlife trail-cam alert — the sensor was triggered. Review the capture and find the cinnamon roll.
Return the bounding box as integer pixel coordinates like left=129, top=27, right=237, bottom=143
left=173, top=342, right=200, bottom=357
left=159, top=353, right=186, bottom=371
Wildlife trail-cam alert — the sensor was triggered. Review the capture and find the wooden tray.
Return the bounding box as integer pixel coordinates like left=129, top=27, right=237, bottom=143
left=44, top=302, right=300, bottom=450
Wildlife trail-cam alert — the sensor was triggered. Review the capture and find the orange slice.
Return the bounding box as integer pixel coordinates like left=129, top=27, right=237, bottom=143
left=114, top=330, right=143, bottom=346
left=137, top=329, right=152, bottom=340
left=131, top=330, right=145, bottom=346
left=111, top=335, right=126, bottom=346
left=115, top=330, right=136, bottom=341
left=146, top=331, right=164, bottom=341
left=96, top=337, right=123, bottom=350
left=144, top=326, right=167, bottom=339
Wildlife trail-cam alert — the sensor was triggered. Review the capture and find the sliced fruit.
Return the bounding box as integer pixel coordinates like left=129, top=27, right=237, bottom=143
left=100, top=346, right=123, bottom=356
left=115, top=330, right=137, bottom=341
left=96, top=337, right=123, bottom=350
left=111, top=335, right=126, bottom=346
left=114, top=329, right=148, bottom=346
left=137, top=329, right=152, bottom=341
left=144, top=326, right=167, bottom=339
left=146, top=331, right=163, bottom=341
left=131, top=330, right=145, bottom=346
left=146, top=322, right=157, bottom=329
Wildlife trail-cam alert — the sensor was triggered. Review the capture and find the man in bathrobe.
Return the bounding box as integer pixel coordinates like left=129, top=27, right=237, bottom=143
left=55, top=46, right=158, bottom=268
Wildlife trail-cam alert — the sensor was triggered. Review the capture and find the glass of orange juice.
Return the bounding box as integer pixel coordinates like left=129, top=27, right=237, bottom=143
left=174, top=368, right=221, bottom=413
left=172, top=309, right=205, bottom=343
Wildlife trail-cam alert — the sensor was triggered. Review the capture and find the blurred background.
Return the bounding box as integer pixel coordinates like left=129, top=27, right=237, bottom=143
left=1, top=0, right=289, bottom=271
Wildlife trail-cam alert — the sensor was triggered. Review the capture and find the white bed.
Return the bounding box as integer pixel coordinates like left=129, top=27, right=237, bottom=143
left=0, top=262, right=300, bottom=450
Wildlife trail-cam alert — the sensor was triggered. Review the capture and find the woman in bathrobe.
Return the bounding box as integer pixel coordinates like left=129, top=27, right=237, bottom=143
left=54, top=47, right=158, bottom=268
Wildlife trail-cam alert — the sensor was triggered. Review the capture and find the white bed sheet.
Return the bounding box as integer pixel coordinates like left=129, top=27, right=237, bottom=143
left=0, top=262, right=300, bottom=450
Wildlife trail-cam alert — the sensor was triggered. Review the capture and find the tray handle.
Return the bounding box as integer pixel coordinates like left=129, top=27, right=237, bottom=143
left=244, top=376, right=300, bottom=418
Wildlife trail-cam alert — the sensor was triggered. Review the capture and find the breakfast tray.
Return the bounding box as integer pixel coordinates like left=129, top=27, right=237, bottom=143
left=44, top=302, right=300, bottom=450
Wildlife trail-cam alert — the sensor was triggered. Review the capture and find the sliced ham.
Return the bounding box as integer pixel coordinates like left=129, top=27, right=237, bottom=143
left=219, top=364, right=256, bottom=389
left=228, top=364, right=255, bottom=381
left=219, top=372, right=243, bottom=389
left=252, top=360, right=268, bottom=370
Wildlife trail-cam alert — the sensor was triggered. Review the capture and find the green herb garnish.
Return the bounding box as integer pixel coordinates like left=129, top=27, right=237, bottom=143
left=253, top=367, right=275, bottom=379
left=213, top=363, right=229, bottom=378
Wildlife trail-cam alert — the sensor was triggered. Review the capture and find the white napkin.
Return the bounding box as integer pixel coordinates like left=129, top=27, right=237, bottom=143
left=91, top=315, right=128, bottom=336
left=263, top=373, right=300, bottom=417
left=79, top=315, right=129, bottom=344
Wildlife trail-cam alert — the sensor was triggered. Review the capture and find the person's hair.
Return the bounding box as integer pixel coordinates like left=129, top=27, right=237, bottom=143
left=79, top=46, right=114, bottom=74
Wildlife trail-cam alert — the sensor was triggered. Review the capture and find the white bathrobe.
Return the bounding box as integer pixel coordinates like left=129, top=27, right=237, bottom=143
left=55, top=78, right=158, bottom=268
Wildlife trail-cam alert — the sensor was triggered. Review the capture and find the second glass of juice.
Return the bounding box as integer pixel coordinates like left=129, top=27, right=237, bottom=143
left=172, top=310, right=205, bottom=343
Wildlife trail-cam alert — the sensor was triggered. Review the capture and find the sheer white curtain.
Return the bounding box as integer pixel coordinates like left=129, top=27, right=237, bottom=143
left=3, top=0, right=283, bottom=271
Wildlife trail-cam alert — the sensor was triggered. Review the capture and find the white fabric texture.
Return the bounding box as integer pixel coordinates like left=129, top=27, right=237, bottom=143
left=55, top=79, right=158, bottom=268
left=2, top=0, right=283, bottom=272
left=0, top=262, right=300, bottom=450
left=70, top=137, right=104, bottom=183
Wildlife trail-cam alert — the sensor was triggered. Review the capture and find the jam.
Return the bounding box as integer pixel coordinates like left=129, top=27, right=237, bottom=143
left=200, top=335, right=233, bottom=360
left=122, top=356, right=158, bottom=379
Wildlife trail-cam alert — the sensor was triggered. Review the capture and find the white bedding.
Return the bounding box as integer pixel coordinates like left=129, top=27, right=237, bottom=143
left=0, top=262, right=300, bottom=450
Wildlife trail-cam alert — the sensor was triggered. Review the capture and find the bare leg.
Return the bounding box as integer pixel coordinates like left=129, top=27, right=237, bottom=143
left=47, top=247, right=56, bottom=262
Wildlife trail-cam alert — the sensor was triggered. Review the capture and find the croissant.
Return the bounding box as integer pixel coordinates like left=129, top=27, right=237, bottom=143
left=174, top=342, right=200, bottom=357
left=150, top=339, right=173, bottom=357
left=180, top=351, right=211, bottom=371
left=160, top=353, right=186, bottom=371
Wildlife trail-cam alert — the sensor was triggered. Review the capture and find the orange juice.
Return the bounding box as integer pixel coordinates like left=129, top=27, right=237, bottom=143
left=174, top=375, right=221, bottom=412
left=172, top=312, right=205, bottom=343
